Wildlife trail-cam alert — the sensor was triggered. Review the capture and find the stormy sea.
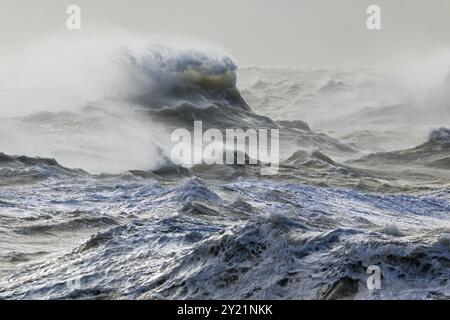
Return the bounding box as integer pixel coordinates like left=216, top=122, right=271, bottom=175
left=1, top=42, right=450, bottom=300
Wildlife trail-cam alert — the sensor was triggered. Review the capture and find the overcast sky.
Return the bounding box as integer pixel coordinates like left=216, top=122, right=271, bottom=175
left=1, top=0, right=450, bottom=68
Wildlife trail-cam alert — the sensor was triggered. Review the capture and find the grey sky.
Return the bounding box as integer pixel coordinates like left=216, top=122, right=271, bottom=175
left=1, top=0, right=450, bottom=67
